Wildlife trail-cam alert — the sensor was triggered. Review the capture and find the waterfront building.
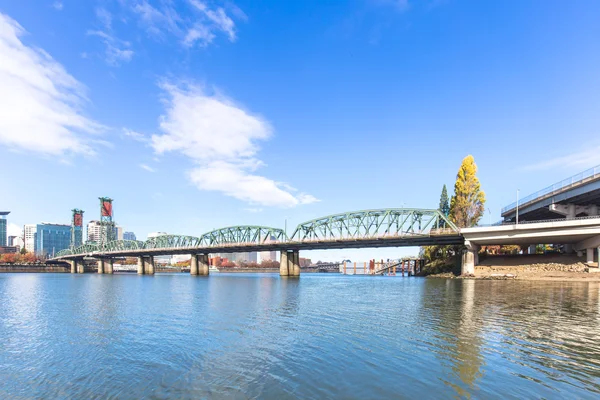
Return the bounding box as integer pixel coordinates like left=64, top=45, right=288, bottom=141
left=123, top=231, right=136, bottom=241
left=87, top=220, right=102, bottom=243
left=35, top=223, right=71, bottom=257
left=115, top=226, right=124, bottom=241
left=11, top=235, right=24, bottom=252
left=24, top=224, right=36, bottom=253
left=0, top=211, right=8, bottom=246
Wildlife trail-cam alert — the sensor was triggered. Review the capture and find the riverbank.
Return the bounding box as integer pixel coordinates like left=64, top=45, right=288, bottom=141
left=0, top=263, right=69, bottom=273
left=428, top=254, right=600, bottom=281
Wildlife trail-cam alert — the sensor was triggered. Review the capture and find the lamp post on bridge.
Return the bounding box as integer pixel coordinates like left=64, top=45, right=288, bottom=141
left=516, top=189, right=520, bottom=225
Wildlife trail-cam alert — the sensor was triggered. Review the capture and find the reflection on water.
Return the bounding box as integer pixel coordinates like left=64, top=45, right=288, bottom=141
left=1, top=273, right=600, bottom=398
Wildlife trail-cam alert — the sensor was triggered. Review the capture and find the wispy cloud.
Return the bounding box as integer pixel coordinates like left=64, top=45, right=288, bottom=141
left=140, top=164, right=156, bottom=172
left=87, top=30, right=134, bottom=65
left=243, top=208, right=263, bottom=213
left=132, top=0, right=242, bottom=48
left=522, top=146, right=600, bottom=171
left=0, top=13, right=103, bottom=157
left=87, top=8, right=133, bottom=66
left=151, top=82, right=319, bottom=207
left=52, top=1, right=63, bottom=11
left=122, top=128, right=148, bottom=142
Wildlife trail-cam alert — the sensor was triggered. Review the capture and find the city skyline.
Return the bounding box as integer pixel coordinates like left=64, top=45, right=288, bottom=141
left=2, top=1, right=600, bottom=261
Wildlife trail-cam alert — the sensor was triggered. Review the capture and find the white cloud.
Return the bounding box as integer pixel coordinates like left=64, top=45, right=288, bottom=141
left=96, top=7, right=112, bottom=30
left=0, top=13, right=103, bottom=156
left=122, top=128, right=148, bottom=142
left=140, top=163, right=156, bottom=172
left=522, top=146, right=600, bottom=171
left=189, top=0, right=236, bottom=41
left=52, top=2, right=64, bottom=11
left=151, top=82, right=319, bottom=208
left=8, top=223, right=22, bottom=237
left=87, top=30, right=133, bottom=66
left=132, top=0, right=240, bottom=48
left=243, top=208, right=263, bottom=213
left=183, top=23, right=215, bottom=47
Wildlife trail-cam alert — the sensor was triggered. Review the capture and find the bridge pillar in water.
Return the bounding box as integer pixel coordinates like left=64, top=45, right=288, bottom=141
left=280, top=250, right=300, bottom=277
left=461, top=242, right=479, bottom=275
left=279, top=251, right=289, bottom=276
left=97, top=259, right=105, bottom=274
left=77, top=260, right=84, bottom=274
left=137, top=256, right=144, bottom=275
left=144, top=256, right=155, bottom=275
left=106, top=259, right=114, bottom=274
left=70, top=260, right=76, bottom=274
left=198, top=254, right=209, bottom=276
left=190, top=254, right=199, bottom=275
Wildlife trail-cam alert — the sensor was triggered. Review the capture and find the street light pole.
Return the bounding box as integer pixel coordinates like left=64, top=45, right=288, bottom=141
left=516, top=189, right=520, bottom=225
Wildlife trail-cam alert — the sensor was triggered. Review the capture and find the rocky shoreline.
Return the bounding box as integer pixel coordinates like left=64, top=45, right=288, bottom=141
left=427, top=255, right=600, bottom=281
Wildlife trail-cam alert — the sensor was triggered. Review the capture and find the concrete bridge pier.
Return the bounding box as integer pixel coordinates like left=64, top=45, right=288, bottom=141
left=144, top=256, right=155, bottom=275
left=70, top=260, right=76, bottom=273
left=137, top=256, right=145, bottom=275
left=199, top=254, right=209, bottom=276
left=587, top=248, right=595, bottom=265
left=77, top=260, right=84, bottom=274
left=106, top=259, right=114, bottom=274
left=190, top=254, right=199, bottom=275
left=97, top=259, right=105, bottom=274
left=280, top=250, right=300, bottom=277
left=461, top=241, right=479, bottom=275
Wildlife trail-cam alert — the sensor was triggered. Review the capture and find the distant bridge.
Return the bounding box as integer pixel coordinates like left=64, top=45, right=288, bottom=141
left=52, top=208, right=461, bottom=276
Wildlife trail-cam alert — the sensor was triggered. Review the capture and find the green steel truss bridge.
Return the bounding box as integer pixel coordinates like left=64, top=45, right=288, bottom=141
left=53, top=208, right=462, bottom=260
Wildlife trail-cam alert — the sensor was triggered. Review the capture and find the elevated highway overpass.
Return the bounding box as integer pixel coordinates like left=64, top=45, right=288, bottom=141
left=502, top=165, right=600, bottom=222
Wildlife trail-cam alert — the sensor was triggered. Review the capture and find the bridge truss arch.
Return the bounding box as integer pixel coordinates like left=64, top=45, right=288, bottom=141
left=198, top=226, right=287, bottom=247
left=290, top=208, right=458, bottom=241
left=144, top=235, right=202, bottom=250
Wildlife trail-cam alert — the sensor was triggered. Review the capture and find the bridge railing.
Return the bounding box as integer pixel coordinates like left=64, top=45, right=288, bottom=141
left=501, top=165, right=600, bottom=214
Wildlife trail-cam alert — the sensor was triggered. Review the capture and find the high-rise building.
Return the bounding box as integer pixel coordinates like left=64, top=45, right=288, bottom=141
left=115, top=226, right=123, bottom=241
left=87, top=220, right=102, bottom=243
left=24, top=224, right=37, bottom=253
left=0, top=212, right=9, bottom=246
left=11, top=235, right=24, bottom=251
left=35, top=223, right=71, bottom=257
left=123, top=231, right=136, bottom=241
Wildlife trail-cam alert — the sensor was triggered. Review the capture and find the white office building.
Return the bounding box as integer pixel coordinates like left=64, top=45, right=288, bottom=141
left=24, top=224, right=36, bottom=253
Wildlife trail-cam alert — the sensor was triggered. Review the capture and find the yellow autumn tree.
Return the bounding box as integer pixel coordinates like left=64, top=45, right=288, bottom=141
left=450, top=155, right=486, bottom=228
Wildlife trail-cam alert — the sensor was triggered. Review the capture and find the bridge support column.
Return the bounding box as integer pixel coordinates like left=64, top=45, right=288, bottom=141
left=70, top=260, right=76, bottom=273
left=97, top=259, right=105, bottom=274
left=461, top=242, right=479, bottom=276
left=144, top=256, right=155, bottom=275
left=77, top=260, right=84, bottom=274
left=528, top=245, right=537, bottom=255
left=587, top=248, right=595, bottom=265
left=106, top=259, right=114, bottom=274
left=137, top=256, right=144, bottom=275
left=280, top=250, right=300, bottom=277
left=279, top=251, right=289, bottom=276
left=190, top=254, right=199, bottom=275
left=199, top=254, right=209, bottom=276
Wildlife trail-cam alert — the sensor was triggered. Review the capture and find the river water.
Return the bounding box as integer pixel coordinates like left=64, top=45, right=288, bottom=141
left=1, top=273, right=600, bottom=399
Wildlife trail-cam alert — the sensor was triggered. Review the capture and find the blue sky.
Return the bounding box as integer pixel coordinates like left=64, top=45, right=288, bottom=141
left=1, top=0, right=599, bottom=261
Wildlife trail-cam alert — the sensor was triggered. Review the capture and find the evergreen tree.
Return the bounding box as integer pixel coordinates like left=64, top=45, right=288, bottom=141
left=450, top=155, right=486, bottom=228
left=439, top=184, right=450, bottom=216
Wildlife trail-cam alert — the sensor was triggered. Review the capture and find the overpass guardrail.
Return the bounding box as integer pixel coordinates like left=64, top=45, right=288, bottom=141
left=501, top=165, right=600, bottom=214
